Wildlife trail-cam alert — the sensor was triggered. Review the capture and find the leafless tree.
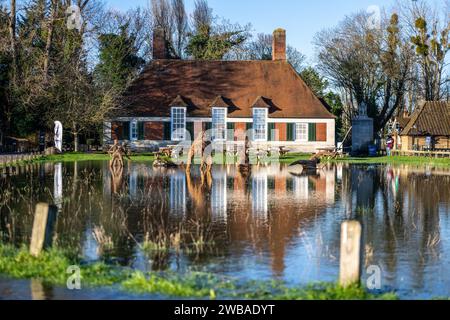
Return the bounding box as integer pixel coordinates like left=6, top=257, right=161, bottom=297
left=191, top=0, right=213, bottom=33
left=395, top=0, right=449, bottom=101
left=315, top=11, right=414, bottom=133
left=171, top=0, right=188, bottom=58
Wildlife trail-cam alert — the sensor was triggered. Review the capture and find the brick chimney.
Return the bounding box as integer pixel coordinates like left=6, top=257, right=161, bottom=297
left=153, top=28, right=167, bottom=60
left=272, top=28, right=286, bottom=61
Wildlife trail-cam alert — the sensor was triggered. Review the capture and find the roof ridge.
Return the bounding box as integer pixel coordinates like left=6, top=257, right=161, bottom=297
left=401, top=101, right=427, bottom=135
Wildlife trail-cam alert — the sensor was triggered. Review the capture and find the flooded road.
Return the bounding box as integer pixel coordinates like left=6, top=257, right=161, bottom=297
left=1, top=161, right=450, bottom=299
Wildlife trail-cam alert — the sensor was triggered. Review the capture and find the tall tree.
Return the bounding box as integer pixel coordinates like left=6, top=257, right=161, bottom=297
left=241, top=33, right=305, bottom=72
left=151, top=0, right=178, bottom=58
left=8, top=0, right=16, bottom=85
left=95, top=26, right=145, bottom=91
left=315, top=11, right=414, bottom=133
left=410, top=15, right=449, bottom=100
left=171, top=0, right=188, bottom=58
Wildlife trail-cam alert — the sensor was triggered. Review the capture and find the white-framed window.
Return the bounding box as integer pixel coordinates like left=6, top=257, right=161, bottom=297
left=212, top=107, right=227, bottom=141
left=171, top=107, right=186, bottom=141
left=253, top=108, right=268, bottom=141
left=295, top=123, right=308, bottom=142
left=130, top=120, right=138, bottom=141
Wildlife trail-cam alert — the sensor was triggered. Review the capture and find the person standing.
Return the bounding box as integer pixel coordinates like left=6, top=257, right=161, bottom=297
left=386, top=136, right=394, bottom=156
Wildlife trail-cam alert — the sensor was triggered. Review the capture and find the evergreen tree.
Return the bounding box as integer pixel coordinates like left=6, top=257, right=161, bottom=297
left=95, top=25, right=145, bottom=90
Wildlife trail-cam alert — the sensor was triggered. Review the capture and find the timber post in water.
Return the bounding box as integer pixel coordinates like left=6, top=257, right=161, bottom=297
left=30, top=203, right=58, bottom=257
left=339, top=220, right=362, bottom=287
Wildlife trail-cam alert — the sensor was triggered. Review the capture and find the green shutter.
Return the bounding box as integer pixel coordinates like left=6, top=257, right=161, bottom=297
left=122, top=122, right=130, bottom=140
left=163, top=122, right=171, bottom=140
left=205, top=122, right=212, bottom=131
left=186, top=122, right=194, bottom=140
left=138, top=122, right=145, bottom=140
left=227, top=122, right=235, bottom=141
left=268, top=123, right=275, bottom=141
left=308, top=123, right=317, bottom=142
left=246, top=123, right=253, bottom=140
left=287, top=123, right=294, bottom=141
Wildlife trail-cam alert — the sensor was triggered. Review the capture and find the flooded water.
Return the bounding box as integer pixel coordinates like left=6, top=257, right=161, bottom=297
left=1, top=161, right=450, bottom=299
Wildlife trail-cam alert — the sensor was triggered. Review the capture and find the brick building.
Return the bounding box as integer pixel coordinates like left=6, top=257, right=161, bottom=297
left=103, top=28, right=336, bottom=153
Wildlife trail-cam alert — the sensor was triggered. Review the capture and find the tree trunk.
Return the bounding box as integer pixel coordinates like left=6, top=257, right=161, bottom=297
left=8, top=0, right=17, bottom=85
left=73, top=122, right=79, bottom=152
left=43, top=0, right=58, bottom=82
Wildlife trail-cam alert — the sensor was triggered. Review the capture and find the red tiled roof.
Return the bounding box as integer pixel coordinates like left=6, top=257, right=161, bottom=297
left=169, top=95, right=190, bottom=107
left=401, top=101, right=450, bottom=136
left=118, top=60, right=334, bottom=119
left=252, top=96, right=272, bottom=108
left=210, top=95, right=232, bottom=108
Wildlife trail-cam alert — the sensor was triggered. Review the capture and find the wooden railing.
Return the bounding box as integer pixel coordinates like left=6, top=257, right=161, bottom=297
left=0, top=152, right=44, bottom=167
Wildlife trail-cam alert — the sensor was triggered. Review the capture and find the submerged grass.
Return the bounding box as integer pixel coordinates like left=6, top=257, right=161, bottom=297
left=0, top=243, right=397, bottom=300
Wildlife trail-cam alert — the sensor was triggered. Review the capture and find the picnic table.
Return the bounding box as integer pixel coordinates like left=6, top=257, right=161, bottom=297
left=278, top=146, right=290, bottom=156
left=158, top=147, right=172, bottom=157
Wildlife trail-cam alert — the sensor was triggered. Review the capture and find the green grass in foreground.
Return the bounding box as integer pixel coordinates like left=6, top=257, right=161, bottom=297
left=0, top=244, right=397, bottom=300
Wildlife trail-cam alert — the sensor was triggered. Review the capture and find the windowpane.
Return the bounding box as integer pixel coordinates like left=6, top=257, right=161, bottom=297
left=295, top=123, right=308, bottom=141
left=171, top=108, right=186, bottom=141
left=212, top=108, right=227, bottom=141
left=130, top=121, right=138, bottom=141
left=253, top=108, right=267, bottom=141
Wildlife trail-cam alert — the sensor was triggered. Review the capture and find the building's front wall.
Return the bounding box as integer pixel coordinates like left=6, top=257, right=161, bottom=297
left=104, top=116, right=335, bottom=153
left=400, top=135, right=450, bottom=151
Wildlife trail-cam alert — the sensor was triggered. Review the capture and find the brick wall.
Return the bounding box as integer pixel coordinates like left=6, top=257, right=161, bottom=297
left=145, top=122, right=164, bottom=140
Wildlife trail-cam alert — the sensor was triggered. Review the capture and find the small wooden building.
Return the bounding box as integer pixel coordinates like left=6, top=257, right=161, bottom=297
left=400, top=101, right=450, bottom=151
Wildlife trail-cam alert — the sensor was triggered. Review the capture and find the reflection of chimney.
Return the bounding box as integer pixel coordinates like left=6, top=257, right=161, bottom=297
left=153, top=28, right=167, bottom=59
left=272, top=28, right=286, bottom=61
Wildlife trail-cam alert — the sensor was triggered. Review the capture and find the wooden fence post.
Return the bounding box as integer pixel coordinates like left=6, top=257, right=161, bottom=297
left=30, top=203, right=58, bottom=257
left=339, top=220, right=362, bottom=287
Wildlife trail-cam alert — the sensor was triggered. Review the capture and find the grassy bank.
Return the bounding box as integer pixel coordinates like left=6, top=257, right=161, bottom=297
left=0, top=244, right=396, bottom=300
left=329, top=155, right=450, bottom=167
left=1, top=152, right=309, bottom=167
left=3, top=152, right=449, bottom=168
left=37, top=152, right=156, bottom=163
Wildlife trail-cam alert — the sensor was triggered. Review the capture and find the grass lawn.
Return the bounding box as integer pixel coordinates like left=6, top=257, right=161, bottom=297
left=24, top=152, right=310, bottom=165
left=329, top=155, right=450, bottom=167
left=2, top=152, right=449, bottom=168
left=0, top=244, right=397, bottom=300
left=37, top=152, right=156, bottom=163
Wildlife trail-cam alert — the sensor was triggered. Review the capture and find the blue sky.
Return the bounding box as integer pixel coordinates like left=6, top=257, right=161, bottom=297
left=106, top=0, right=413, bottom=61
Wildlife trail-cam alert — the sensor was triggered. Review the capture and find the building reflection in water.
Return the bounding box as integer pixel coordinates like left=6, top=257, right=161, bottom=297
left=103, top=164, right=337, bottom=275
left=211, top=168, right=227, bottom=219
left=169, top=170, right=186, bottom=216
left=3, top=160, right=450, bottom=298
left=95, top=161, right=450, bottom=291
left=252, top=170, right=268, bottom=215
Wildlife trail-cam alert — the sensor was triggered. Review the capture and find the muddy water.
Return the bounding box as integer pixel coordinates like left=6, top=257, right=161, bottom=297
left=0, top=161, right=450, bottom=299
